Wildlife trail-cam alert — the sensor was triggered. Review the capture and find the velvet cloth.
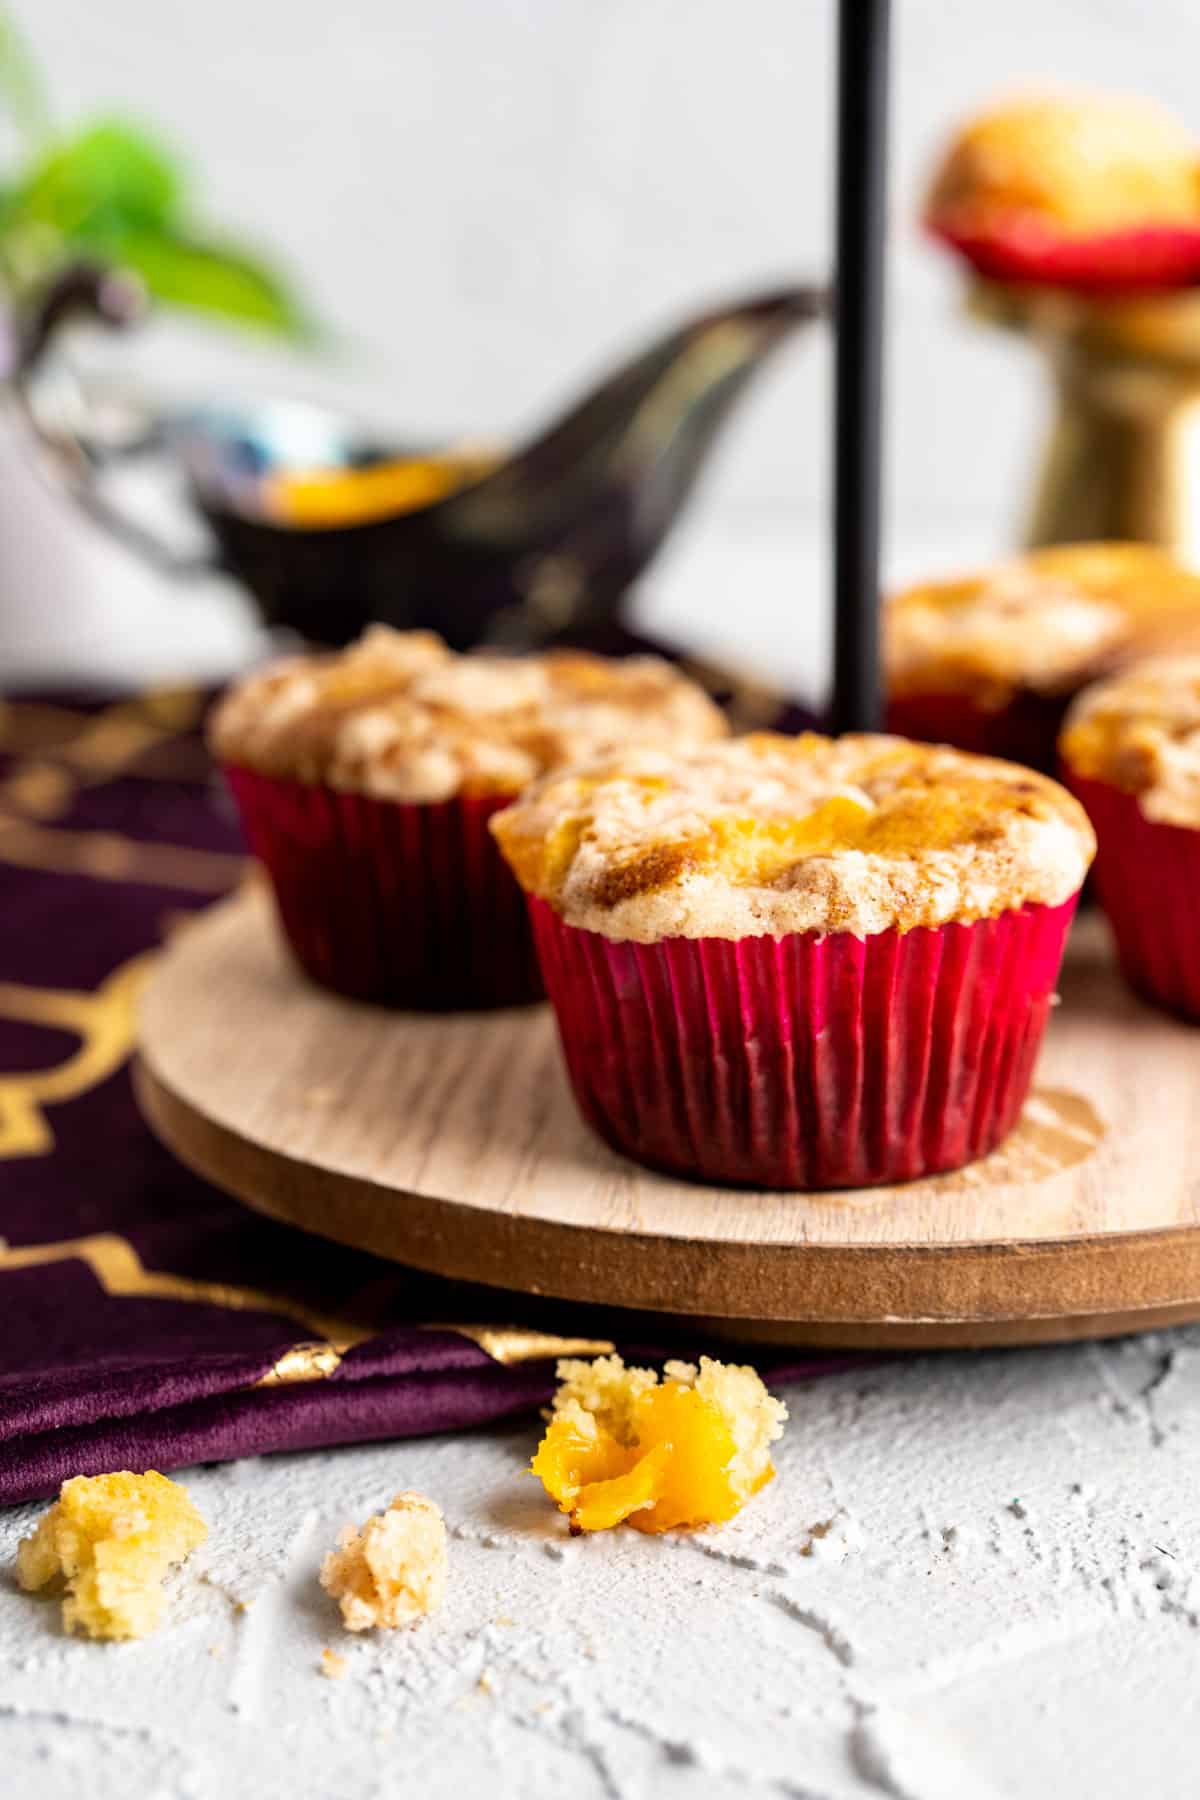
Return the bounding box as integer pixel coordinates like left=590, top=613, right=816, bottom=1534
left=0, top=688, right=845, bottom=1506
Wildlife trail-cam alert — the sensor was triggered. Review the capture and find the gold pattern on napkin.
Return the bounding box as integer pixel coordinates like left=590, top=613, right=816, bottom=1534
left=256, top=1343, right=350, bottom=1385
left=0, top=952, right=156, bottom=1158
left=431, top=1325, right=615, bottom=1366
left=0, top=1234, right=377, bottom=1348
left=0, top=694, right=245, bottom=893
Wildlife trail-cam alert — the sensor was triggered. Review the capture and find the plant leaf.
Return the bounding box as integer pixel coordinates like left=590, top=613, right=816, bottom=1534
left=71, top=221, right=315, bottom=340
left=10, top=120, right=182, bottom=239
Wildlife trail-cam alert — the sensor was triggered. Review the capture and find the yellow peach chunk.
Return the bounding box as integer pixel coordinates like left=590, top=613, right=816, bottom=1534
left=531, top=1354, right=786, bottom=1536
left=570, top=1445, right=672, bottom=1533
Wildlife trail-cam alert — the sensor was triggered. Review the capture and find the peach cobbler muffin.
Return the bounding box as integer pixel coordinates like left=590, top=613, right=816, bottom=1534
left=925, top=90, right=1200, bottom=289
left=886, top=543, right=1200, bottom=771
left=492, top=733, right=1093, bottom=1188
left=210, top=627, right=726, bottom=1008
left=1061, top=655, right=1200, bottom=1016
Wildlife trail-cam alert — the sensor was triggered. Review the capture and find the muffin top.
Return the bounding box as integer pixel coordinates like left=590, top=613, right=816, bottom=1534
left=1061, top=655, right=1200, bottom=827
left=209, top=627, right=728, bottom=802
left=925, top=91, right=1200, bottom=241
left=886, top=543, right=1200, bottom=706
left=490, top=733, right=1094, bottom=942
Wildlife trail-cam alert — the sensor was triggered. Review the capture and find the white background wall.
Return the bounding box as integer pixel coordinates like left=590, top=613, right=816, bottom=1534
left=8, top=0, right=1200, bottom=689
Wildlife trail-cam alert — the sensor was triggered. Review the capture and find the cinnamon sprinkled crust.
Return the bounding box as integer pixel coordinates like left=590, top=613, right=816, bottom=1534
left=887, top=544, right=1200, bottom=707
left=1061, top=655, right=1200, bottom=828
left=925, top=91, right=1200, bottom=241
left=491, top=733, right=1094, bottom=941
left=208, top=627, right=727, bottom=803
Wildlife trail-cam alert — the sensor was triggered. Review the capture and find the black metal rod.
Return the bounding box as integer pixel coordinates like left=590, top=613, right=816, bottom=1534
left=831, top=0, right=891, bottom=733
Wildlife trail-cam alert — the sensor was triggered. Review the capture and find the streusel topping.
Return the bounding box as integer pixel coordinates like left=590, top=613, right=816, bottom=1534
left=490, top=733, right=1094, bottom=941
left=926, top=91, right=1200, bottom=240
left=209, top=627, right=728, bottom=803
left=1061, top=655, right=1200, bottom=827
left=887, top=544, right=1200, bottom=705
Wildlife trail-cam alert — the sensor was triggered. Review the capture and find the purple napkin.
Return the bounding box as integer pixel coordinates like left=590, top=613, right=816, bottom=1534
left=0, top=688, right=846, bottom=1506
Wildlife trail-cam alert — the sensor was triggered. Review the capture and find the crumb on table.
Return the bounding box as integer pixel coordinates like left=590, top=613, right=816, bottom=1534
left=319, top=1491, right=446, bottom=1632
left=16, top=1470, right=207, bottom=1641
left=531, top=1353, right=787, bottom=1534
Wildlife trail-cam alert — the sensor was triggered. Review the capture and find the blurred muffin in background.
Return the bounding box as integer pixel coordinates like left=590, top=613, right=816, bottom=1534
left=1061, top=655, right=1200, bottom=1018
left=210, top=627, right=727, bottom=1009
left=885, top=543, right=1200, bottom=771
left=925, top=90, right=1200, bottom=291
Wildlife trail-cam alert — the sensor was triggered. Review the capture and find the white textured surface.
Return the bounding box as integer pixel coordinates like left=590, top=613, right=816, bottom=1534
left=5, top=1333, right=1200, bottom=1797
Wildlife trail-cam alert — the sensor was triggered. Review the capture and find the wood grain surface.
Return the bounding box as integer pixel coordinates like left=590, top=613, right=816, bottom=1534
left=135, top=884, right=1200, bottom=1347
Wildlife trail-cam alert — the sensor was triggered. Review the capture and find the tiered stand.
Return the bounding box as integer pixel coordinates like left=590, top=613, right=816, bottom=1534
left=136, top=2, right=1200, bottom=1347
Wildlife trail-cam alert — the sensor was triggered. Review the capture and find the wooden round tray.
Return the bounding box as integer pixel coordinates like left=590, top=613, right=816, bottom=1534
left=135, top=885, right=1200, bottom=1349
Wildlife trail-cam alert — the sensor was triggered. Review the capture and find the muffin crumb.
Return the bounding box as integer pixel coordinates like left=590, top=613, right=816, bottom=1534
left=320, top=1491, right=446, bottom=1632
left=16, top=1470, right=207, bottom=1640
left=320, top=1646, right=349, bottom=1680
left=532, top=1354, right=786, bottom=1535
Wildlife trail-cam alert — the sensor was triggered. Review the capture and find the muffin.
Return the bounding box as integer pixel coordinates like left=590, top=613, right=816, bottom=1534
left=491, top=733, right=1094, bottom=1189
left=886, top=543, right=1200, bottom=772
left=925, top=91, right=1200, bottom=291
left=1061, top=655, right=1200, bottom=1017
left=210, top=627, right=727, bottom=1008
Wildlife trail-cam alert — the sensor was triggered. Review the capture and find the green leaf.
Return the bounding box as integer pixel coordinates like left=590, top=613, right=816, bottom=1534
left=9, top=120, right=183, bottom=239
left=71, top=221, right=315, bottom=340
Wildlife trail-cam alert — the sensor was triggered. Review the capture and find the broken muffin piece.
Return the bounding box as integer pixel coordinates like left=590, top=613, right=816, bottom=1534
left=319, top=1491, right=447, bottom=1632
left=532, top=1354, right=787, bottom=1534
left=16, top=1470, right=207, bottom=1640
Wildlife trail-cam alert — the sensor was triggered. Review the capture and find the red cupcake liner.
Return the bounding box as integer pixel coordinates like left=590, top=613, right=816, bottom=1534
left=886, top=690, right=1071, bottom=775
left=528, top=894, right=1077, bottom=1190
left=1066, top=770, right=1200, bottom=1019
left=931, top=218, right=1200, bottom=293
left=224, top=766, right=541, bottom=1009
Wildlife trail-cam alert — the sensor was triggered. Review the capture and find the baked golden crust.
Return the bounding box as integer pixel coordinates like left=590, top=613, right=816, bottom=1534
left=926, top=91, right=1200, bottom=241
left=886, top=543, right=1200, bottom=707
left=491, top=732, right=1095, bottom=941
left=1061, top=654, right=1200, bottom=827
left=209, top=627, right=728, bottom=802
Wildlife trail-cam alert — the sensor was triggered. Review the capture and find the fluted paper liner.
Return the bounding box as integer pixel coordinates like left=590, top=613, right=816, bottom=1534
left=933, top=219, right=1200, bottom=292
left=529, top=895, right=1077, bottom=1189
left=225, top=767, right=541, bottom=1009
left=1068, top=770, right=1200, bottom=1020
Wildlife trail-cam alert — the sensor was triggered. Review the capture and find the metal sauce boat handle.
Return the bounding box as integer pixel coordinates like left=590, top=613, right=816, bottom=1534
left=11, top=263, right=217, bottom=577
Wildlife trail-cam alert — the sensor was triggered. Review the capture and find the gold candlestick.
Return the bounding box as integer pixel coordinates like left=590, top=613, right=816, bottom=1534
left=969, top=279, right=1200, bottom=568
